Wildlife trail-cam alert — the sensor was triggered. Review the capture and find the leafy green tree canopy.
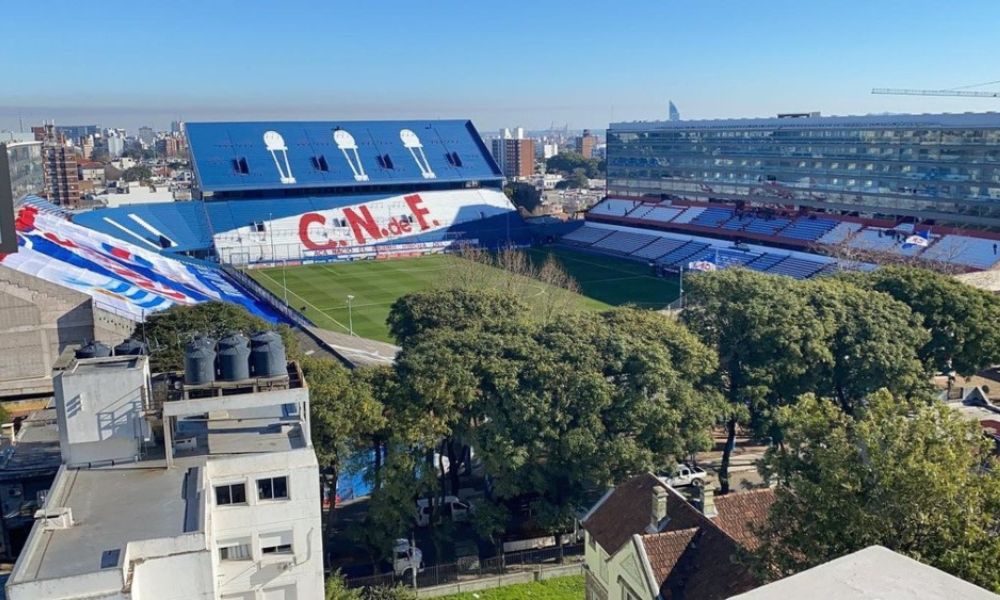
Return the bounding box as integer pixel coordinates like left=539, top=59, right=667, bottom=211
left=846, top=266, right=1000, bottom=375
left=753, top=391, right=1000, bottom=593
left=122, top=165, right=153, bottom=182
left=387, top=288, right=527, bottom=347
left=505, top=181, right=542, bottom=213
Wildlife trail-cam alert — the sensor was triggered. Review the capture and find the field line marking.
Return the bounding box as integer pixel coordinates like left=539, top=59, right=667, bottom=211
left=256, top=270, right=352, bottom=335
left=538, top=249, right=662, bottom=280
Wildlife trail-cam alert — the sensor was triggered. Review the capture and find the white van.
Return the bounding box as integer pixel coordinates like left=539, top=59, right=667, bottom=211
left=415, top=495, right=473, bottom=527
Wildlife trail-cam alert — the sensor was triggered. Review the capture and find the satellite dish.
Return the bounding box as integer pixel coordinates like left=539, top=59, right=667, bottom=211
left=400, top=129, right=422, bottom=149
left=263, top=130, right=286, bottom=151
left=333, top=130, right=357, bottom=149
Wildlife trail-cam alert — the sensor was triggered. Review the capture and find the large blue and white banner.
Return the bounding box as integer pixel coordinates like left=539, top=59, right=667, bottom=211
left=1, top=203, right=276, bottom=322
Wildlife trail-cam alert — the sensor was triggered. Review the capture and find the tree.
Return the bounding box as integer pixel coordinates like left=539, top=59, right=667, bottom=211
left=137, top=301, right=298, bottom=372
left=545, top=151, right=604, bottom=178
left=554, top=170, right=590, bottom=190
left=387, top=288, right=526, bottom=347
left=752, top=391, right=1000, bottom=593
left=325, top=570, right=361, bottom=600
left=504, top=181, right=542, bottom=213
left=801, top=277, right=930, bottom=414
left=469, top=308, right=721, bottom=543
left=847, top=266, right=1000, bottom=375
left=681, top=269, right=831, bottom=492
left=122, top=165, right=153, bottom=182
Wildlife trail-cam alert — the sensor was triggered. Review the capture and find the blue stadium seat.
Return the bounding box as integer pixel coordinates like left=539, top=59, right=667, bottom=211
left=766, top=257, right=825, bottom=279
left=688, top=207, right=734, bottom=228
left=779, top=218, right=837, bottom=241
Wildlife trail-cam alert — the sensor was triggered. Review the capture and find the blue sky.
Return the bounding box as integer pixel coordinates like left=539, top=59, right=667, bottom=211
left=3, top=0, right=1000, bottom=132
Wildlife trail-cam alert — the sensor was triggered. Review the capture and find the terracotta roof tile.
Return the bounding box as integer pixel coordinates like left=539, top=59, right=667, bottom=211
left=713, top=488, right=776, bottom=550
left=582, top=473, right=706, bottom=555
left=642, top=528, right=698, bottom=583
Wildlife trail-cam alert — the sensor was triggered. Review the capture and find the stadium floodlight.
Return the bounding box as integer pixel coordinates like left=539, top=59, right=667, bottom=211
left=399, top=129, right=436, bottom=179
left=346, top=294, right=355, bottom=336
left=263, top=131, right=296, bottom=184
left=333, top=129, right=369, bottom=182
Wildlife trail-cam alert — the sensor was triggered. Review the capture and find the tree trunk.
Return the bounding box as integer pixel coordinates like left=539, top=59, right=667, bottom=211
left=719, top=417, right=738, bottom=494
left=447, top=439, right=461, bottom=495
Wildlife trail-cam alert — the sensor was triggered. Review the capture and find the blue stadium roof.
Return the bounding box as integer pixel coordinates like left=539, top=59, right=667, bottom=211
left=186, top=119, right=502, bottom=193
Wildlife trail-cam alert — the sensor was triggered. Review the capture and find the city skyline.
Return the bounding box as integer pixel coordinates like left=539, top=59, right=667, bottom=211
left=4, top=0, right=1000, bottom=132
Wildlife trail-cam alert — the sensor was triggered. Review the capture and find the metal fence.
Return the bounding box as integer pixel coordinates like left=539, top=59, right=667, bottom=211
left=345, top=543, right=585, bottom=590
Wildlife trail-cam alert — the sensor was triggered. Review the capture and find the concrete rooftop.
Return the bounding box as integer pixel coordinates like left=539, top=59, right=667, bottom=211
left=730, top=546, right=1000, bottom=599
left=12, top=459, right=197, bottom=583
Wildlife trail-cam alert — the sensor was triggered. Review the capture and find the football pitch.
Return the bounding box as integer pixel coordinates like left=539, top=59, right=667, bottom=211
left=249, top=247, right=680, bottom=342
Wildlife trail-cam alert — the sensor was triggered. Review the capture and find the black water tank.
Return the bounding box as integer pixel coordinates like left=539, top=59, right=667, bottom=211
left=250, top=331, right=287, bottom=378
left=217, top=333, right=251, bottom=382
left=75, top=341, right=112, bottom=359
left=114, top=338, right=148, bottom=356
left=184, top=337, right=216, bottom=385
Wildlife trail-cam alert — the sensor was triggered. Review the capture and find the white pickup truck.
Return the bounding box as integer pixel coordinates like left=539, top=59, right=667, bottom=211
left=663, top=464, right=708, bottom=487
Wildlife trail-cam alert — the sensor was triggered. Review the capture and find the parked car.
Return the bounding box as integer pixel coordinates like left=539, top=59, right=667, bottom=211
left=415, top=495, right=473, bottom=527
left=662, top=464, right=708, bottom=487
left=392, top=539, right=423, bottom=578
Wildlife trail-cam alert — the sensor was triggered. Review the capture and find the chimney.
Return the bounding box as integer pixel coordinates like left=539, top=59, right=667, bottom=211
left=695, top=486, right=718, bottom=518
left=651, top=485, right=668, bottom=528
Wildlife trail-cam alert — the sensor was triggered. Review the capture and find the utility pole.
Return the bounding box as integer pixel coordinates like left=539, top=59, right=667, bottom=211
left=346, top=295, right=354, bottom=336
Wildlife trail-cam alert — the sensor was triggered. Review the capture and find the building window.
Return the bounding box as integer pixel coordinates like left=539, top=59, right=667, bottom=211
left=262, top=543, right=293, bottom=555
left=215, top=483, right=247, bottom=506
left=219, top=543, right=252, bottom=561
left=257, top=476, right=289, bottom=501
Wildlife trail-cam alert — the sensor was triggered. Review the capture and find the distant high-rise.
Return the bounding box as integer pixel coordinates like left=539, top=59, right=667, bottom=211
left=39, top=124, right=81, bottom=206
left=106, top=135, right=124, bottom=158
left=669, top=101, right=680, bottom=122
left=575, top=129, right=598, bottom=159
left=138, top=126, right=155, bottom=147
left=491, top=128, right=535, bottom=179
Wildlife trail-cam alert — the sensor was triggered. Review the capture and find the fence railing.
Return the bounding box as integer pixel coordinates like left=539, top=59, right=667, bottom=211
left=345, top=543, right=585, bottom=590
left=219, top=264, right=314, bottom=330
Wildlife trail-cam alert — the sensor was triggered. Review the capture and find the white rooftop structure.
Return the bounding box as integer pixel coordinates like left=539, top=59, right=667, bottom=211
left=730, top=546, right=1000, bottom=600
left=7, top=355, right=324, bottom=600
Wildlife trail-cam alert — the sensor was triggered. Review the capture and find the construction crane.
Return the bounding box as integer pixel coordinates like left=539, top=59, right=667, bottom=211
left=872, top=88, right=1000, bottom=98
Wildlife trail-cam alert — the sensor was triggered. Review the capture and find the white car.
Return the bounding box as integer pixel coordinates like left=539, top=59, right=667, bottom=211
left=392, top=539, right=423, bottom=578
left=415, top=495, right=473, bottom=527
left=663, top=464, right=708, bottom=487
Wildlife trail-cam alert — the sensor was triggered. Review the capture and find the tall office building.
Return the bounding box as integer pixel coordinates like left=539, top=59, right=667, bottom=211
left=491, top=128, right=535, bottom=179
left=575, top=129, right=597, bottom=159
left=138, top=126, right=155, bottom=147
left=607, top=112, right=1000, bottom=227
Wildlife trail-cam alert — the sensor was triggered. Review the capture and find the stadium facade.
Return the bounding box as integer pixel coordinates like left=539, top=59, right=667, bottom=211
left=607, top=112, right=1000, bottom=227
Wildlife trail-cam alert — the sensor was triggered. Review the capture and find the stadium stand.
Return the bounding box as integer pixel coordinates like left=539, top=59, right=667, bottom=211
left=562, top=224, right=615, bottom=245
left=767, top=257, right=825, bottom=279
left=817, top=221, right=863, bottom=245
left=921, top=235, right=1000, bottom=269
left=689, top=206, right=734, bottom=228
left=745, top=253, right=787, bottom=272
left=846, top=229, right=901, bottom=253
left=670, top=206, right=707, bottom=224
left=744, top=217, right=792, bottom=236
left=780, top=217, right=837, bottom=241
left=74, top=202, right=213, bottom=253
left=642, top=206, right=683, bottom=223
left=591, top=230, right=660, bottom=254
left=590, top=198, right=641, bottom=217
left=631, top=236, right=688, bottom=260
left=657, top=241, right=711, bottom=267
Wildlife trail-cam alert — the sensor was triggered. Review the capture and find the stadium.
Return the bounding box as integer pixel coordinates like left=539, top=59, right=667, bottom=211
left=4, top=113, right=1000, bottom=360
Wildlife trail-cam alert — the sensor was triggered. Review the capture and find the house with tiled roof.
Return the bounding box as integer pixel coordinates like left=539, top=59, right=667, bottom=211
left=581, top=473, right=775, bottom=600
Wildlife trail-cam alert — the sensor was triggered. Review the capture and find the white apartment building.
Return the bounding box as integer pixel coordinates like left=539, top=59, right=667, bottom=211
left=6, top=354, right=324, bottom=600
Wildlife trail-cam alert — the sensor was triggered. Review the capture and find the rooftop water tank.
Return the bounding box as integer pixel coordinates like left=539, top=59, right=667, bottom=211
left=75, top=341, right=112, bottom=359
left=250, top=331, right=287, bottom=378
left=217, top=333, right=251, bottom=382
left=114, top=338, right=148, bottom=356
left=184, top=337, right=216, bottom=385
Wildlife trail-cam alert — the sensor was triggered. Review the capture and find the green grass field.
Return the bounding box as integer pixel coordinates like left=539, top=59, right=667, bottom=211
left=435, top=575, right=583, bottom=600
left=249, top=247, right=679, bottom=343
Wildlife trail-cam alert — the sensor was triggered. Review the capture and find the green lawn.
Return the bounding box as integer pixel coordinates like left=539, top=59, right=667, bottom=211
left=435, top=575, right=583, bottom=600
left=249, top=248, right=679, bottom=343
